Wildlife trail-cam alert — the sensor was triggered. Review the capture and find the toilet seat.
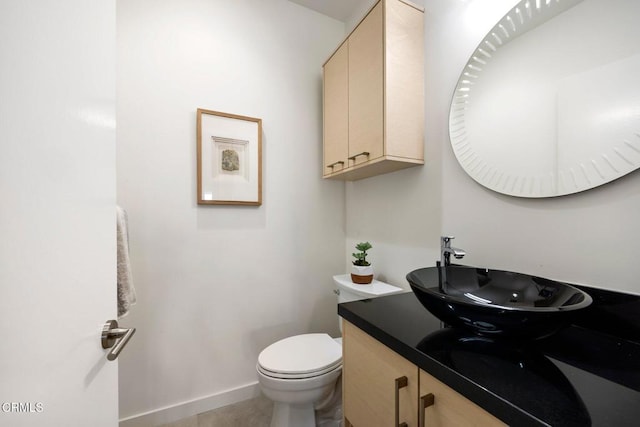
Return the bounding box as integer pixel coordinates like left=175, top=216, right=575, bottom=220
left=257, top=333, right=342, bottom=380
left=257, top=360, right=342, bottom=379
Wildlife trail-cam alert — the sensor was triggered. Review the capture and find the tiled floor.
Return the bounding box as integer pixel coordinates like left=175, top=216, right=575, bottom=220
left=159, top=395, right=273, bottom=427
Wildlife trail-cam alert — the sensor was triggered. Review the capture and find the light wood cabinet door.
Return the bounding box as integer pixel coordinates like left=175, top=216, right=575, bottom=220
left=348, top=1, right=384, bottom=167
left=343, top=321, right=418, bottom=427
left=419, top=370, right=506, bottom=427
left=323, top=42, right=349, bottom=175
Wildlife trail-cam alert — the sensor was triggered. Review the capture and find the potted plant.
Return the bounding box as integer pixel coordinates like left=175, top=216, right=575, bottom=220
left=351, top=242, right=374, bottom=284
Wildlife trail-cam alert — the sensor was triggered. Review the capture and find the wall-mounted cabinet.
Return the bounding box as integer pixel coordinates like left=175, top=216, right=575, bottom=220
left=322, top=0, right=424, bottom=181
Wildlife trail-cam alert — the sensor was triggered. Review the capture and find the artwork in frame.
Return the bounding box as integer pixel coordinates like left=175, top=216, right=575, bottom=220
left=197, top=108, right=262, bottom=206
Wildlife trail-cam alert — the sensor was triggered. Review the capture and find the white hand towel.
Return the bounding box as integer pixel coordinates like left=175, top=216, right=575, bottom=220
left=117, top=205, right=137, bottom=318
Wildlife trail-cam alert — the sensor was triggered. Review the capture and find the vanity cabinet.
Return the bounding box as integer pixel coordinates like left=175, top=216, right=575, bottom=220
left=343, top=321, right=506, bottom=427
left=322, top=0, right=424, bottom=181
left=419, top=370, right=505, bottom=427
left=343, top=320, right=418, bottom=426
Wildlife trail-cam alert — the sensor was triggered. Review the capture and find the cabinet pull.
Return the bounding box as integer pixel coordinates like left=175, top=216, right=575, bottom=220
left=348, top=151, right=370, bottom=161
left=327, top=160, right=345, bottom=169
left=418, top=393, right=435, bottom=427
left=395, top=376, right=408, bottom=427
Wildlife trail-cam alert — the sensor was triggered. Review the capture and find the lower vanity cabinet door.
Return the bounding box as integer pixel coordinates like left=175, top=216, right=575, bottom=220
left=343, top=321, right=418, bottom=427
left=419, top=370, right=506, bottom=427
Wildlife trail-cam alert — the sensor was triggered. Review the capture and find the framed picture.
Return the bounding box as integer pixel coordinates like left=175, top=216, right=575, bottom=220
left=197, top=108, right=262, bottom=206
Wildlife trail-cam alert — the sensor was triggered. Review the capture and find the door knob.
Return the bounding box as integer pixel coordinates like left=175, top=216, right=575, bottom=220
left=101, top=320, right=136, bottom=361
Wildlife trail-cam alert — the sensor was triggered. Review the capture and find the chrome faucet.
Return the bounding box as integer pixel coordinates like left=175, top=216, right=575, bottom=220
left=439, top=236, right=466, bottom=293
left=440, top=236, right=465, bottom=267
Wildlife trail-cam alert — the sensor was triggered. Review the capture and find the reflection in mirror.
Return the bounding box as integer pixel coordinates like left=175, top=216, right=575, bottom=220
left=417, top=328, right=591, bottom=427
left=449, top=0, right=640, bottom=197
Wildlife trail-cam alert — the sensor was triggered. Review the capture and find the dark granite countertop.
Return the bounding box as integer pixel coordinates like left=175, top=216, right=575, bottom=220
left=338, top=289, right=640, bottom=427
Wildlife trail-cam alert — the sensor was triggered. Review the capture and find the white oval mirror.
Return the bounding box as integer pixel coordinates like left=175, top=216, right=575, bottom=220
left=449, top=0, right=640, bottom=197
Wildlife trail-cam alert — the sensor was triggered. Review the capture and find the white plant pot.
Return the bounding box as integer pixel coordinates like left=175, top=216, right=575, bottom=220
left=351, top=265, right=373, bottom=284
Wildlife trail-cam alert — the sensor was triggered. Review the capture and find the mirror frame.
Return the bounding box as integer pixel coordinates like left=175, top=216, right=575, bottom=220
left=449, top=0, right=640, bottom=198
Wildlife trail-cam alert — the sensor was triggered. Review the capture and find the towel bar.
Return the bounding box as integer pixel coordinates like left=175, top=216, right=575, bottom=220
left=102, top=320, right=136, bottom=361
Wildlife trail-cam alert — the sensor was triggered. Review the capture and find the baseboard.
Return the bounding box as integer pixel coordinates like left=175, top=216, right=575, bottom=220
left=119, top=381, right=261, bottom=427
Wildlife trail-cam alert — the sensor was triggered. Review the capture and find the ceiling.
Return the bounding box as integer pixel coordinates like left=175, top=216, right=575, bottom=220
left=288, top=0, right=370, bottom=22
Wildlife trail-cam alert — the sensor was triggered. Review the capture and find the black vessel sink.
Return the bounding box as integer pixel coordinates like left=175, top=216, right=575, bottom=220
left=407, top=266, right=592, bottom=340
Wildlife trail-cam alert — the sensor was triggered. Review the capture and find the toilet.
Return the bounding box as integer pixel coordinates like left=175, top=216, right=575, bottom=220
left=256, top=274, right=404, bottom=427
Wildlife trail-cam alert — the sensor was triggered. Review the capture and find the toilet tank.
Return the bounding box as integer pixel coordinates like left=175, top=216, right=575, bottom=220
left=333, top=274, right=404, bottom=303
left=333, top=274, right=404, bottom=333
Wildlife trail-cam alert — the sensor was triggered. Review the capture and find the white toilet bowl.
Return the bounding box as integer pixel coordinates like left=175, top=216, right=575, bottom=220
left=256, top=333, right=342, bottom=427
left=257, top=275, right=403, bottom=426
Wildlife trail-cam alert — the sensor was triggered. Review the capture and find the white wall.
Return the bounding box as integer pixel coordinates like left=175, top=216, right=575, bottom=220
left=346, top=0, right=640, bottom=295
left=116, top=0, right=345, bottom=421
left=344, top=0, right=376, bottom=33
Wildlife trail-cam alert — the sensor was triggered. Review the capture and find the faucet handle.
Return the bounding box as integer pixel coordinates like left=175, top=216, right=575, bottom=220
left=441, top=236, right=455, bottom=245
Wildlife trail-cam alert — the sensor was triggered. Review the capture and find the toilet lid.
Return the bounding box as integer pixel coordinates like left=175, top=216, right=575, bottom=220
left=258, top=333, right=342, bottom=376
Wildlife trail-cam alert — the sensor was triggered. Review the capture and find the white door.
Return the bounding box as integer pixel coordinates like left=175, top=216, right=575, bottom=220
left=0, top=1, right=119, bottom=426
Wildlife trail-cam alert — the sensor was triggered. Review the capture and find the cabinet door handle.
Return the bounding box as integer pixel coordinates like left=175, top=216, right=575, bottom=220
left=418, top=393, right=435, bottom=427
left=327, top=160, right=345, bottom=169
left=395, top=376, right=408, bottom=427
left=348, top=151, right=370, bottom=161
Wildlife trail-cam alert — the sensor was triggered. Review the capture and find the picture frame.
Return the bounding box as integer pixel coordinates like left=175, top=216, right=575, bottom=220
left=197, top=108, right=262, bottom=206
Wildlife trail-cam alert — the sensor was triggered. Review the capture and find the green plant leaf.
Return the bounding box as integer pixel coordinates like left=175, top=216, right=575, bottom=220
left=352, top=242, right=372, bottom=266
left=355, top=242, right=372, bottom=251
